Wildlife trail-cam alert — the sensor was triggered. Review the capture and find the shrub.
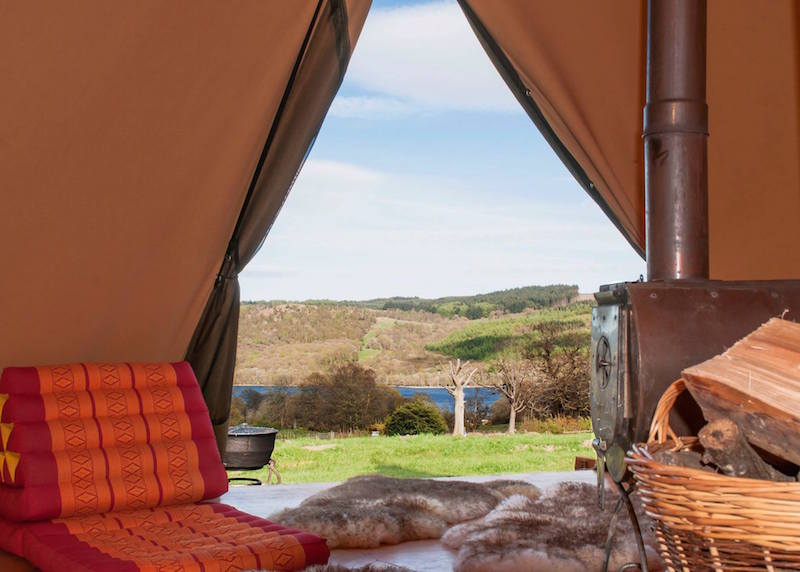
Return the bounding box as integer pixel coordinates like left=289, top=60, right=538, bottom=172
left=442, top=409, right=455, bottom=432
left=521, top=415, right=592, bottom=434
left=489, top=398, right=511, bottom=425
left=464, top=305, right=485, bottom=320
left=384, top=401, right=448, bottom=436
left=229, top=396, right=246, bottom=426
left=292, top=362, right=403, bottom=432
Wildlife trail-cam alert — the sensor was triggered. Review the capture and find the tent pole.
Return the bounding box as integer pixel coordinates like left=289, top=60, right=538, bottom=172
left=644, top=0, right=709, bottom=281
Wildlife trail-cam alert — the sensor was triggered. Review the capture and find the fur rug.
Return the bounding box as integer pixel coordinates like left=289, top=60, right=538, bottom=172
left=442, top=482, right=659, bottom=572
left=270, top=475, right=541, bottom=548
left=301, top=564, right=413, bottom=572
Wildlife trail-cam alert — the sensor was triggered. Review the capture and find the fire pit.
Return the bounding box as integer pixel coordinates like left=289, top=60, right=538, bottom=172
left=223, top=424, right=279, bottom=485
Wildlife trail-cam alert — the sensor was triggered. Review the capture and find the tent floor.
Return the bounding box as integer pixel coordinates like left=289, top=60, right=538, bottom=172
left=221, top=470, right=597, bottom=571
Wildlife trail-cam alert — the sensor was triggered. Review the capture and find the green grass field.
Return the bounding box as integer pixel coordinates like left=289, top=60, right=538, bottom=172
left=227, top=432, right=593, bottom=484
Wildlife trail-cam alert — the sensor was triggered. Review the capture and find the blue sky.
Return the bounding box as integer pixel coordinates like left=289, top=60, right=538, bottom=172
left=239, top=0, right=645, bottom=301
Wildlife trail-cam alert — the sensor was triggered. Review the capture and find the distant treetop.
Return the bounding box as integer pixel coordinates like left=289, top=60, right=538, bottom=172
left=365, top=284, right=579, bottom=319
left=242, top=284, right=580, bottom=320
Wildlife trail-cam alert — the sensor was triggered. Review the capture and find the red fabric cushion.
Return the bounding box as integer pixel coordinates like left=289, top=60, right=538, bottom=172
left=0, top=362, right=330, bottom=571
left=0, top=503, right=329, bottom=572
left=0, top=362, right=228, bottom=520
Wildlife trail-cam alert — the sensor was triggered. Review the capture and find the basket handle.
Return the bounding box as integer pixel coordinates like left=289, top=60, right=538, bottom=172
left=648, top=378, right=686, bottom=446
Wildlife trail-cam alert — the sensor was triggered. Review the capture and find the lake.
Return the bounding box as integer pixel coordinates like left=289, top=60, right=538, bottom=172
left=232, top=385, right=500, bottom=412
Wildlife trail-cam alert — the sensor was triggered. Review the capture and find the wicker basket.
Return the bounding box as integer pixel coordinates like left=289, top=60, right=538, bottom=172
left=627, top=379, right=800, bottom=571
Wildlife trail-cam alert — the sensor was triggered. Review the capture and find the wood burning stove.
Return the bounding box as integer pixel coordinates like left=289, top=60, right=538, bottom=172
left=590, top=280, right=800, bottom=489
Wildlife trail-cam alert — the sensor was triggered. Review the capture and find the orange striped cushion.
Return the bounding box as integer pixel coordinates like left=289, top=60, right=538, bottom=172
left=0, top=503, right=329, bottom=572
left=0, top=362, right=227, bottom=520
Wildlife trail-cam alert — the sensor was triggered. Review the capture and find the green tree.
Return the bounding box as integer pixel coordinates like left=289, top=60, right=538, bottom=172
left=240, top=389, right=266, bottom=423
left=384, top=401, right=448, bottom=435
left=464, top=305, right=485, bottom=320
left=293, top=362, right=402, bottom=432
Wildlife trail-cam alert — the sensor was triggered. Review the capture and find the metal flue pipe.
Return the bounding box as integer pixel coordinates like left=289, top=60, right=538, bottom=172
left=644, top=0, right=709, bottom=280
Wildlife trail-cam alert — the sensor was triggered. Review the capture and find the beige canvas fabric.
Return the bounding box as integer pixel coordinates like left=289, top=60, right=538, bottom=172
left=464, top=0, right=800, bottom=279
left=0, top=1, right=358, bottom=368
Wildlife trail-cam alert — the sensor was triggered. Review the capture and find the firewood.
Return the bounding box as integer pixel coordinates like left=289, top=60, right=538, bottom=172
left=698, top=418, right=795, bottom=482
left=652, top=448, right=711, bottom=471
left=682, top=318, right=800, bottom=466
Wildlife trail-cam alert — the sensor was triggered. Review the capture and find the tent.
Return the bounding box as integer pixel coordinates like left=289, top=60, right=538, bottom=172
left=1, top=0, right=798, bottom=451
left=0, top=0, right=370, bottom=449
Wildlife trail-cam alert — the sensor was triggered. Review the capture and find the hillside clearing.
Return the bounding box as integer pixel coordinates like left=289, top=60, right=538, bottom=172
left=425, top=302, right=592, bottom=361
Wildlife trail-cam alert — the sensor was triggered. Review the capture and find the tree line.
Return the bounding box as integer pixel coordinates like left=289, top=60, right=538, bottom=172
left=230, top=318, right=589, bottom=435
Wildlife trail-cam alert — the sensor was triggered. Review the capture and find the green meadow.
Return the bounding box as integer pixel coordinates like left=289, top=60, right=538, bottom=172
left=227, top=431, right=593, bottom=484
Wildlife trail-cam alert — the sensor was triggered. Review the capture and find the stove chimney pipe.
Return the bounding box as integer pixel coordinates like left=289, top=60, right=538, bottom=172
left=644, top=0, right=709, bottom=281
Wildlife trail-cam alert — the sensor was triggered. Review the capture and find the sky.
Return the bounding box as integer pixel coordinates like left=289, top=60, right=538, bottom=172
left=239, top=0, right=645, bottom=302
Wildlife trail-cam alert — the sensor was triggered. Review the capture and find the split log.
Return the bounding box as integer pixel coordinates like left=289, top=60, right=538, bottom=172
left=682, top=318, right=800, bottom=466
left=652, top=448, right=711, bottom=472
left=697, top=418, right=795, bottom=482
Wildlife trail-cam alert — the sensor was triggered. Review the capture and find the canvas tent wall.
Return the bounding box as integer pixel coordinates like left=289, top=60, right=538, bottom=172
left=0, top=0, right=370, bottom=449
left=460, top=0, right=800, bottom=280
left=3, top=0, right=798, bottom=451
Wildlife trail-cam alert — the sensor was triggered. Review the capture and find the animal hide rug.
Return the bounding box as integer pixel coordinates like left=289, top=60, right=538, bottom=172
left=442, top=482, right=660, bottom=572
left=270, top=475, right=541, bottom=549
left=300, top=564, right=413, bottom=572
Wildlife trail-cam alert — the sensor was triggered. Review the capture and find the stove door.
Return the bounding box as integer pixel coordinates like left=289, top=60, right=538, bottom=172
left=590, top=293, right=631, bottom=483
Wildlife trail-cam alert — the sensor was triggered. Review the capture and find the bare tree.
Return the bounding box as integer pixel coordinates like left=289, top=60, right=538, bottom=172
left=445, top=359, right=477, bottom=436
left=485, top=357, right=532, bottom=434
left=523, top=323, right=590, bottom=419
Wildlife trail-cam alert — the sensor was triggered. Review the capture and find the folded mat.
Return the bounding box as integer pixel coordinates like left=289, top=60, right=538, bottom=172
left=0, top=361, right=330, bottom=571
left=0, top=362, right=228, bottom=520
left=0, top=502, right=330, bottom=572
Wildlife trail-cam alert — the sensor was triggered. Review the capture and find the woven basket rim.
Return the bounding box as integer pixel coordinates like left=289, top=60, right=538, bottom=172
left=629, top=379, right=800, bottom=565
left=628, top=439, right=800, bottom=489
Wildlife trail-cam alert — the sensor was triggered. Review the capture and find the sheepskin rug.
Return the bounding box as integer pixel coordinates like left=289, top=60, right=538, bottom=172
left=301, top=564, right=413, bottom=572
left=270, top=475, right=541, bottom=548
left=442, top=482, right=660, bottom=572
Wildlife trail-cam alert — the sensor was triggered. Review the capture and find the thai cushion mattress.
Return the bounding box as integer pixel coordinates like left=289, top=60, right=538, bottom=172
left=0, top=362, right=227, bottom=520
left=0, top=502, right=330, bottom=572
left=0, top=362, right=330, bottom=571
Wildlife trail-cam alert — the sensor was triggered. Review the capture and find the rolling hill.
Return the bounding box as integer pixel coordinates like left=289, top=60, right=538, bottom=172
left=251, top=284, right=580, bottom=319
left=235, top=285, right=592, bottom=387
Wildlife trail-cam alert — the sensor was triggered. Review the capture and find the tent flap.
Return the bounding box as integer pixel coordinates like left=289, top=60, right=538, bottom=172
left=0, top=0, right=370, bottom=451
left=187, top=0, right=371, bottom=451
left=462, top=0, right=800, bottom=280
left=459, top=0, right=646, bottom=259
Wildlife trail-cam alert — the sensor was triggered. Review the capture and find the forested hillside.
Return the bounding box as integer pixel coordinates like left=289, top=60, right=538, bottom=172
left=351, top=284, right=579, bottom=318
left=425, top=303, right=591, bottom=361
left=254, top=284, right=579, bottom=320
left=235, top=285, right=591, bottom=387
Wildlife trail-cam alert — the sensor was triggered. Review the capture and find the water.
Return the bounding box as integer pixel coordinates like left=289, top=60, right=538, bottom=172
left=394, top=386, right=499, bottom=412
left=232, top=385, right=500, bottom=412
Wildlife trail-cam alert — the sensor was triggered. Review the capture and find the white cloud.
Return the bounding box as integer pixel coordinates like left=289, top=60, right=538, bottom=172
left=240, top=159, right=645, bottom=301
left=242, top=265, right=298, bottom=279
left=329, top=95, right=419, bottom=119
left=299, top=159, right=384, bottom=184
left=339, top=1, right=519, bottom=117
